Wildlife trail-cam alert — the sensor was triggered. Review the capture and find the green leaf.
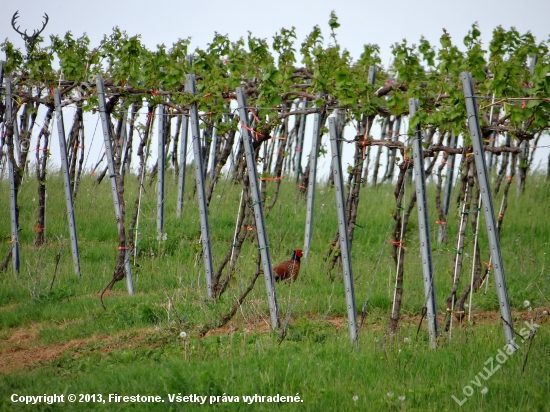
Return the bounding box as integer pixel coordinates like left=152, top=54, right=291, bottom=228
left=269, top=95, right=282, bottom=107
left=328, top=11, right=340, bottom=30
left=440, top=32, right=452, bottom=49
left=335, top=71, right=348, bottom=82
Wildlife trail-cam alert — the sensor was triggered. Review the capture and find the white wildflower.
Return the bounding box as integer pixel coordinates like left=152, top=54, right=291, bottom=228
left=464, top=303, right=469, bottom=308
left=398, top=395, right=406, bottom=402
left=404, top=337, right=410, bottom=343
left=528, top=307, right=532, bottom=312
left=180, top=331, right=187, bottom=339
left=523, top=300, right=530, bottom=308
left=352, top=395, right=358, bottom=402
left=481, top=387, right=488, bottom=395
left=543, top=310, right=548, bottom=316
left=387, top=392, right=394, bottom=398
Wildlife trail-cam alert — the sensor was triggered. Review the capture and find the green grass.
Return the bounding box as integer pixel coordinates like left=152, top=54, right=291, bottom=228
left=0, top=167, right=549, bottom=411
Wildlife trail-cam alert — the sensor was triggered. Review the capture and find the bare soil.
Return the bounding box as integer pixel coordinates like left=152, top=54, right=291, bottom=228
left=0, top=308, right=546, bottom=373
left=0, top=324, right=158, bottom=373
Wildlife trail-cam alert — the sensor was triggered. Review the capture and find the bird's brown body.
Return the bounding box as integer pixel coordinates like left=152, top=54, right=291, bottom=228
left=273, top=250, right=302, bottom=282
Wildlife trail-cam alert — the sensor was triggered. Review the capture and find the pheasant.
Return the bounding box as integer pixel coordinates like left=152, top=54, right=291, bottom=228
left=273, top=250, right=302, bottom=282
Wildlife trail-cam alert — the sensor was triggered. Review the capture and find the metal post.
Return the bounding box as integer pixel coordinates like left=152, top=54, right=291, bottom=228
left=439, top=133, right=458, bottom=244
left=409, top=98, right=439, bottom=348
left=186, top=74, right=214, bottom=299
left=486, top=94, right=496, bottom=171
left=157, top=104, right=165, bottom=238
left=209, top=126, right=219, bottom=181
left=96, top=75, right=134, bottom=295
left=54, top=89, right=81, bottom=277
left=176, top=53, right=194, bottom=218
left=5, top=77, right=19, bottom=273
left=303, top=110, right=323, bottom=259
left=119, top=108, right=129, bottom=175
left=236, top=86, right=280, bottom=330
left=386, top=116, right=401, bottom=181
left=461, top=71, right=514, bottom=346
left=176, top=54, right=194, bottom=218
left=359, top=66, right=377, bottom=137
left=529, top=55, right=537, bottom=75
left=202, top=125, right=212, bottom=180
left=442, top=133, right=458, bottom=216
left=176, top=113, right=189, bottom=218
left=517, top=140, right=528, bottom=195
left=329, top=117, right=358, bottom=343
left=360, top=66, right=378, bottom=183
left=295, top=97, right=308, bottom=182
left=0, top=60, right=3, bottom=172
left=336, top=109, right=345, bottom=156
left=13, top=106, right=20, bottom=163
left=515, top=56, right=537, bottom=195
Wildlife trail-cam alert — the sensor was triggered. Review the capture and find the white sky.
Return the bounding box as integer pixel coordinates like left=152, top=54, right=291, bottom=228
left=2, top=0, right=549, bottom=65
left=1, top=0, right=549, bottom=178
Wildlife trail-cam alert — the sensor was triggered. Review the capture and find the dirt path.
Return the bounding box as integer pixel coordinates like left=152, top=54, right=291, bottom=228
left=0, top=325, right=159, bottom=373
left=1, top=309, right=547, bottom=373
left=203, top=309, right=549, bottom=337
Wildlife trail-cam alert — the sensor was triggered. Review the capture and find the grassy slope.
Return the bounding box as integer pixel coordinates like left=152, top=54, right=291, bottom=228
left=0, top=167, right=549, bottom=411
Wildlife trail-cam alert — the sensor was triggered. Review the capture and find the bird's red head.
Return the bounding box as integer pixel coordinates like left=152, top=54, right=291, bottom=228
left=295, top=250, right=303, bottom=259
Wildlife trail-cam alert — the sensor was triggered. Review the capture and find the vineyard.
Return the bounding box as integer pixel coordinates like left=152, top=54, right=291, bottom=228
left=1, top=12, right=550, bottom=411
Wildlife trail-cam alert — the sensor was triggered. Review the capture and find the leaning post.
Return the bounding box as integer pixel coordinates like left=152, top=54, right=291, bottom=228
left=461, top=71, right=514, bottom=346
left=329, top=117, right=358, bottom=343
left=186, top=74, right=214, bottom=299
left=236, top=86, right=281, bottom=330
left=409, top=98, right=439, bottom=349
left=96, top=75, right=134, bottom=295
left=54, top=89, right=82, bottom=277
left=119, top=108, right=129, bottom=175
